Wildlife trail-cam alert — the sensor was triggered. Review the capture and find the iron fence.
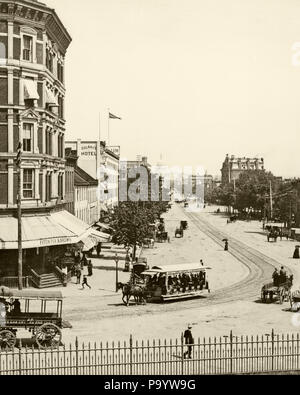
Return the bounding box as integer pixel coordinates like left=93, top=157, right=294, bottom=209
left=0, top=330, right=300, bottom=375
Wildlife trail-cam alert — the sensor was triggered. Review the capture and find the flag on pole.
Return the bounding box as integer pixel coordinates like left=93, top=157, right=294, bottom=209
left=109, top=112, right=122, bottom=120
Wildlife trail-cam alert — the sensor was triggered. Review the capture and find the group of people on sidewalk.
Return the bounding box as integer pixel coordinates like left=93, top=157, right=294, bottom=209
left=73, top=251, right=93, bottom=290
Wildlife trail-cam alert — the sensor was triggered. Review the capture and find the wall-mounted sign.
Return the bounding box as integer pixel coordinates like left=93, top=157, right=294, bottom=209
left=107, top=146, right=120, bottom=157
left=81, top=143, right=97, bottom=157
left=40, top=237, right=73, bottom=247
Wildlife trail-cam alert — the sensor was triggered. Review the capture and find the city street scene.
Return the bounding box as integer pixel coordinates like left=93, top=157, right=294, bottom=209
left=0, top=0, right=300, bottom=379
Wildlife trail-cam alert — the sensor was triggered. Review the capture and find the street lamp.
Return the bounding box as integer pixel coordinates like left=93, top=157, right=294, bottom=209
left=115, top=253, right=119, bottom=292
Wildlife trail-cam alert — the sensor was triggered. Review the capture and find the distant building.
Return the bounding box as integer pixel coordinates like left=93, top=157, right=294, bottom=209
left=74, top=165, right=99, bottom=225
left=64, top=148, right=77, bottom=215
left=221, top=155, right=264, bottom=185
left=126, top=156, right=153, bottom=202
left=191, top=173, right=213, bottom=196
left=65, top=139, right=120, bottom=211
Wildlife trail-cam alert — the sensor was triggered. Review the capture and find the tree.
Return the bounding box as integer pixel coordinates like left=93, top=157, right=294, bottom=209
left=234, top=170, right=276, bottom=214
left=109, top=202, right=157, bottom=260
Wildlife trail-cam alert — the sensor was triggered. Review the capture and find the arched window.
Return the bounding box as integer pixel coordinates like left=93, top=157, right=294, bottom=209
left=0, top=42, right=6, bottom=59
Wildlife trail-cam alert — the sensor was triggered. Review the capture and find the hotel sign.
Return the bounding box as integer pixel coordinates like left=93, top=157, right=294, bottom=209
left=80, top=143, right=97, bottom=158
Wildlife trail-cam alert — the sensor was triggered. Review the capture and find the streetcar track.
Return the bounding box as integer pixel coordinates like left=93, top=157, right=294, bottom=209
left=66, top=210, right=288, bottom=321
left=185, top=211, right=287, bottom=304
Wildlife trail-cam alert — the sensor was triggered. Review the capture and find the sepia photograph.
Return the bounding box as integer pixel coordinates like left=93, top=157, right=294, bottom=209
left=0, top=0, right=300, bottom=381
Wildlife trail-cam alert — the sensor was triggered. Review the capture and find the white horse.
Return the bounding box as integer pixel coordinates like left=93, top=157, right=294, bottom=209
left=290, top=285, right=300, bottom=312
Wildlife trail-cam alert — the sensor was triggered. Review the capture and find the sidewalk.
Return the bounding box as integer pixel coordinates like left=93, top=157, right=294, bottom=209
left=46, top=244, right=143, bottom=298
left=202, top=205, right=300, bottom=287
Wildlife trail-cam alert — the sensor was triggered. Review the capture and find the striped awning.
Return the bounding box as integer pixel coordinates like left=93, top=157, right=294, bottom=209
left=24, top=79, right=39, bottom=100
left=0, top=211, right=91, bottom=250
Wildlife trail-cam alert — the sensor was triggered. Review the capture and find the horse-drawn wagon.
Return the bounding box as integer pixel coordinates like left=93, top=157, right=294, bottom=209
left=175, top=228, right=183, bottom=238
left=0, top=288, right=64, bottom=350
left=180, top=221, right=188, bottom=230
left=267, top=230, right=279, bottom=242
left=156, top=231, right=169, bottom=243
left=261, top=277, right=293, bottom=304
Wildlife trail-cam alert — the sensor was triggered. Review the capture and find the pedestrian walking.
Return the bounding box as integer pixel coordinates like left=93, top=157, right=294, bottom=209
left=82, top=275, right=91, bottom=290
left=224, top=240, right=229, bottom=251
left=293, top=246, right=300, bottom=259
left=200, top=259, right=204, bottom=266
left=96, top=242, right=102, bottom=258
left=88, top=260, right=93, bottom=276
left=76, top=267, right=82, bottom=285
left=183, top=324, right=194, bottom=359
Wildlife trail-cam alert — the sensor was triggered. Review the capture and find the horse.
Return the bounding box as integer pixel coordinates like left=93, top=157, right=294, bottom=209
left=116, top=282, right=147, bottom=306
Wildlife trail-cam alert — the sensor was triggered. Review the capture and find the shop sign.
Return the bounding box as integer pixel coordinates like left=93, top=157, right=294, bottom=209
left=40, top=237, right=73, bottom=247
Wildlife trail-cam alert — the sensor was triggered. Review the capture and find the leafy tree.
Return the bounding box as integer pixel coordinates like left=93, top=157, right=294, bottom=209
left=109, top=202, right=159, bottom=260
left=234, top=170, right=276, bottom=213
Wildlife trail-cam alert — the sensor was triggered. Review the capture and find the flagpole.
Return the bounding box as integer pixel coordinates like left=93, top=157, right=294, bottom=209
left=107, top=108, right=110, bottom=147
left=98, top=112, right=101, bottom=142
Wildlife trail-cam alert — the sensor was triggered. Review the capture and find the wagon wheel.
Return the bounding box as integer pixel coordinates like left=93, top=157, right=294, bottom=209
left=35, top=323, right=62, bottom=349
left=0, top=330, right=16, bottom=350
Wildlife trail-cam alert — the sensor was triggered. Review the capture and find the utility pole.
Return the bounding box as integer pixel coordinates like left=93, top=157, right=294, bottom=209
left=269, top=180, right=273, bottom=220
left=16, top=139, right=23, bottom=290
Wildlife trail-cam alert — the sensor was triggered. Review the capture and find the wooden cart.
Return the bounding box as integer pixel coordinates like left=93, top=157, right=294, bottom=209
left=261, top=280, right=292, bottom=304
left=0, top=288, right=64, bottom=350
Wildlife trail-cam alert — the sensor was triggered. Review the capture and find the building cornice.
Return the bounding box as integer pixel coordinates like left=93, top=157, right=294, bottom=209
left=0, top=0, right=72, bottom=55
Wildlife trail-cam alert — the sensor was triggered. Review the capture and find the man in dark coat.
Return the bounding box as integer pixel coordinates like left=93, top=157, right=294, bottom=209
left=272, top=268, right=279, bottom=287
left=96, top=243, right=102, bottom=258
left=279, top=266, right=287, bottom=284
left=88, top=260, right=93, bottom=276
left=183, top=325, right=194, bottom=359
left=224, top=241, right=229, bottom=251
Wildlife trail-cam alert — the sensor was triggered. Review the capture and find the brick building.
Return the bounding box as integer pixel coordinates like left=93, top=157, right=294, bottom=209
left=0, top=1, right=108, bottom=286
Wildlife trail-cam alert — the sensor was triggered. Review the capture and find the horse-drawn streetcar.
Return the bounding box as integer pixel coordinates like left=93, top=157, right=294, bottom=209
left=141, top=263, right=211, bottom=302
left=118, top=263, right=211, bottom=305
left=0, top=288, right=64, bottom=350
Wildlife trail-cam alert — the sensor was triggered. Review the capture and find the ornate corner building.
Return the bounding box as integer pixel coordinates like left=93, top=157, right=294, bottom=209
left=0, top=0, right=71, bottom=212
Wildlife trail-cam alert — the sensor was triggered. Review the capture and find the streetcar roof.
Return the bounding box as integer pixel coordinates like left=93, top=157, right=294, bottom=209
left=143, top=263, right=211, bottom=274
left=0, top=288, right=63, bottom=301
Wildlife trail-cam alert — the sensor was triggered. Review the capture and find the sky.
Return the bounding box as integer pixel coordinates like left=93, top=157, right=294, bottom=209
left=46, top=0, right=300, bottom=177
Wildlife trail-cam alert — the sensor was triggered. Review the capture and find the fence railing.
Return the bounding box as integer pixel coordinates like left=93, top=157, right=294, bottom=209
left=0, top=277, right=31, bottom=289
left=1, top=330, right=300, bottom=375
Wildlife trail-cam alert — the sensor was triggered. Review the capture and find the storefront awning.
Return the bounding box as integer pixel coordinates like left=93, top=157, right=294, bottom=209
left=88, top=229, right=111, bottom=243
left=0, top=211, right=91, bottom=250
left=81, top=237, right=95, bottom=252
left=45, top=87, right=58, bottom=107
left=24, top=79, right=39, bottom=100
